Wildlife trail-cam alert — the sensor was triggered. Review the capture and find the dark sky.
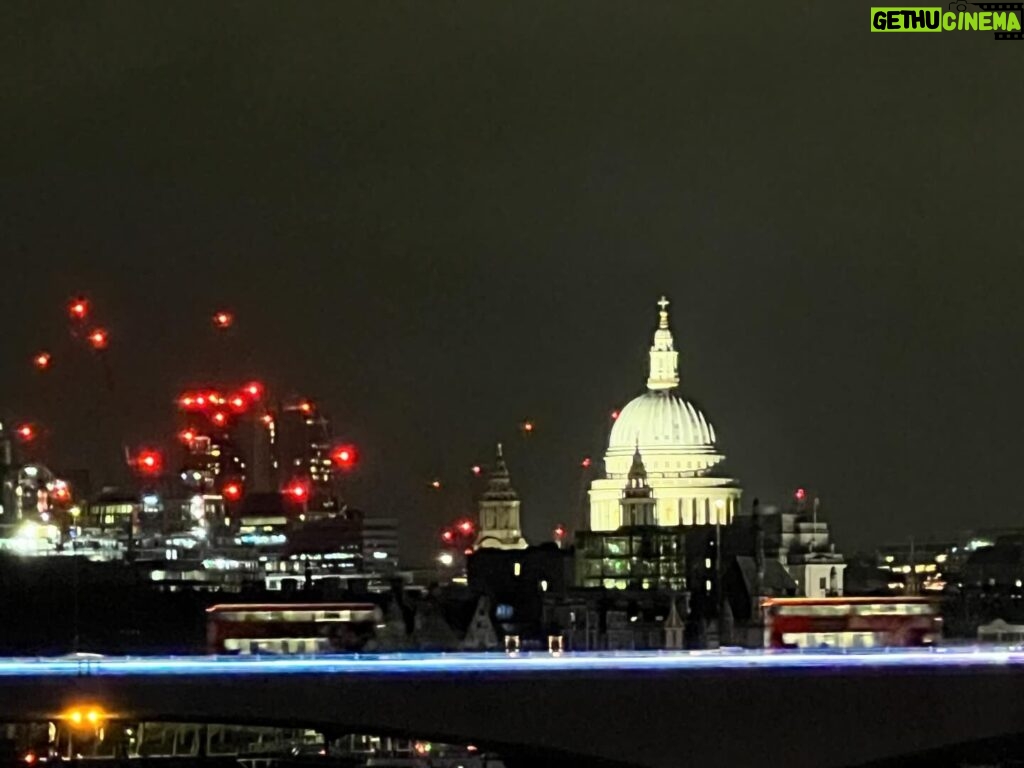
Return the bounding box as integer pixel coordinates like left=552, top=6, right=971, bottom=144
left=2, top=2, right=1022, bottom=563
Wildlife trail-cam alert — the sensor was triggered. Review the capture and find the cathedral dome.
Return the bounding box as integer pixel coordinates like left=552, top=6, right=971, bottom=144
left=609, top=389, right=717, bottom=454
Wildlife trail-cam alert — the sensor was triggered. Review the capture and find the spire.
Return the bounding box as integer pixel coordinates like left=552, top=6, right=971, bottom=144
left=646, top=295, right=680, bottom=391
left=626, top=444, right=648, bottom=490
left=482, top=442, right=518, bottom=502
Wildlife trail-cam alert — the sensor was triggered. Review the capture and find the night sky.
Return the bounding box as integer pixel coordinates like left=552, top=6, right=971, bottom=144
left=2, top=3, right=1021, bottom=563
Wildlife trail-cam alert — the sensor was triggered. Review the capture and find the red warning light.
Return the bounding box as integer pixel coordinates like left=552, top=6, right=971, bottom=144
left=136, top=450, right=162, bottom=475
left=581, top=457, right=592, bottom=468
left=457, top=519, right=475, bottom=536
left=212, top=311, right=234, bottom=329
left=441, top=529, right=454, bottom=543
left=285, top=482, right=308, bottom=501
left=222, top=482, right=242, bottom=501
left=15, top=424, right=35, bottom=442
left=430, top=479, right=441, bottom=489
left=471, top=465, right=481, bottom=476
left=211, top=411, right=228, bottom=427
left=68, top=298, right=88, bottom=322
left=795, top=488, right=807, bottom=502
left=332, top=445, right=358, bottom=468
left=244, top=382, right=263, bottom=399
left=179, top=428, right=197, bottom=443
left=87, top=328, right=108, bottom=350
left=33, top=352, right=51, bottom=370
left=611, top=410, right=620, bottom=420
left=554, top=524, right=567, bottom=540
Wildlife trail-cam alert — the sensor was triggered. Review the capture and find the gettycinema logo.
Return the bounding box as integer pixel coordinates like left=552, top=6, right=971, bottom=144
left=871, top=3, right=1024, bottom=37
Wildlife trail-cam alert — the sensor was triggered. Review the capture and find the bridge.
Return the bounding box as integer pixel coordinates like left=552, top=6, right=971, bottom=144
left=1, top=649, right=1024, bottom=767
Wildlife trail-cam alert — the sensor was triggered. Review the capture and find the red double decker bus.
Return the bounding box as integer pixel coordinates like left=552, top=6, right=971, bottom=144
left=207, top=603, right=382, bottom=655
left=763, top=597, right=941, bottom=649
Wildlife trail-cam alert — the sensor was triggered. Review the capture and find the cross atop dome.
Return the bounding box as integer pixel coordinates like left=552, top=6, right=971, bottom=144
left=646, top=295, right=679, bottom=390
left=657, top=296, right=670, bottom=329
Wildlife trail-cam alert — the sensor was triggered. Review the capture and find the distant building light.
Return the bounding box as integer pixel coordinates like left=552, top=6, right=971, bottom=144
left=372, top=551, right=388, bottom=560
left=540, top=579, right=548, bottom=592
left=513, top=562, right=522, bottom=576
left=142, top=494, right=159, bottom=507
left=437, top=552, right=454, bottom=566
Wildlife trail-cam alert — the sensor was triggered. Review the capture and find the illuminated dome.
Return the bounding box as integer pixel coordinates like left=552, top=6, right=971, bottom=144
left=588, top=296, right=741, bottom=531
left=609, top=390, right=716, bottom=454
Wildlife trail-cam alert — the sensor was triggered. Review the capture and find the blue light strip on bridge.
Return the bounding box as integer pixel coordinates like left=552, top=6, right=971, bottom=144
left=0, top=648, right=1021, bottom=677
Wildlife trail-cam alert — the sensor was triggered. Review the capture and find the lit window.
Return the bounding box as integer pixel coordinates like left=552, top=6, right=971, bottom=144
left=540, top=580, right=548, bottom=592
left=705, top=558, right=712, bottom=569
left=705, top=579, right=712, bottom=592
left=513, top=562, right=522, bottom=576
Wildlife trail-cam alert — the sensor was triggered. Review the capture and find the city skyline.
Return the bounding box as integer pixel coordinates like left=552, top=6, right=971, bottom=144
left=2, top=4, right=1022, bottom=563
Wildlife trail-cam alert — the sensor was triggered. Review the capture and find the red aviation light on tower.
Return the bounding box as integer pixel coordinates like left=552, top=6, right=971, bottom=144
left=136, top=450, right=162, bottom=476
left=581, top=457, right=592, bottom=468
left=521, top=420, right=534, bottom=434
left=222, top=481, right=243, bottom=501
left=178, top=428, right=198, bottom=444
left=33, top=352, right=51, bottom=371
left=441, top=529, right=455, bottom=544
left=244, top=381, right=264, bottom=399
left=87, top=328, right=108, bottom=350
left=211, top=411, right=228, bottom=428
left=611, top=410, right=620, bottom=420
left=553, top=523, right=567, bottom=541
left=15, top=424, right=35, bottom=442
left=212, top=311, right=234, bottom=329
left=68, top=298, right=88, bottom=322
left=795, top=488, right=807, bottom=502
left=430, top=479, right=441, bottom=490
left=228, top=394, right=247, bottom=412
left=471, top=465, right=482, bottom=476
left=457, top=519, right=475, bottom=536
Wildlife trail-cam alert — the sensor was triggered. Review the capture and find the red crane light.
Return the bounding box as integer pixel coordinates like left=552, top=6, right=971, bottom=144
left=33, top=352, right=51, bottom=370
left=611, top=410, right=620, bottom=420
left=179, top=428, right=197, bottom=443
left=457, top=519, right=475, bottom=536
left=211, top=411, right=228, bottom=427
left=212, top=311, right=234, bottom=329
left=795, top=488, right=807, bottom=502
left=87, top=328, right=108, bottom=350
left=68, top=298, right=88, bottom=322
left=522, top=420, right=534, bottom=433
left=554, top=524, right=567, bottom=540
left=581, top=457, right=592, bottom=468
left=15, top=424, right=35, bottom=442
left=441, top=529, right=454, bottom=543
left=228, top=395, right=247, bottom=412
left=430, top=479, right=441, bottom=489
left=471, top=465, right=482, bottom=476
left=244, top=382, right=263, bottom=399
left=136, top=450, right=162, bottom=475
left=51, top=484, right=71, bottom=502
left=222, top=482, right=242, bottom=501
